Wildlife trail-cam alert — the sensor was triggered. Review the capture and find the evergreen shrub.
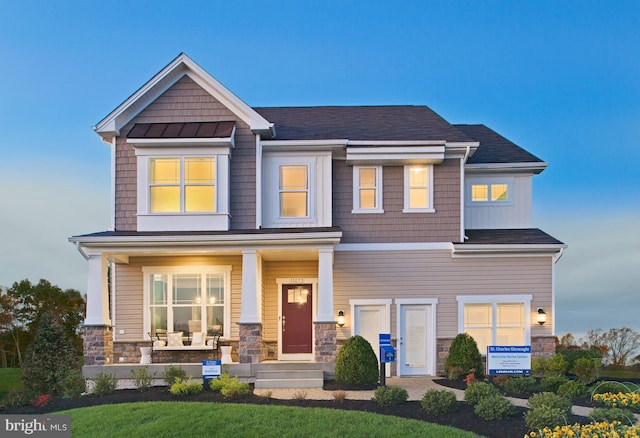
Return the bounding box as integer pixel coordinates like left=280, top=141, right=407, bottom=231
left=334, top=335, right=379, bottom=385
left=420, top=389, right=458, bottom=415
left=372, top=386, right=408, bottom=407
left=474, top=394, right=515, bottom=420
left=464, top=382, right=499, bottom=406
left=445, top=333, right=484, bottom=379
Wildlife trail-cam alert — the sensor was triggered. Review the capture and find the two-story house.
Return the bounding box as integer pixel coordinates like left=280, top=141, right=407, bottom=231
left=71, top=53, right=565, bottom=382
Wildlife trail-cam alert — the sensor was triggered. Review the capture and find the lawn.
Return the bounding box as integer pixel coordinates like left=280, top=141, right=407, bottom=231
left=599, top=367, right=640, bottom=381
left=59, top=402, right=483, bottom=438
left=0, top=368, right=22, bottom=398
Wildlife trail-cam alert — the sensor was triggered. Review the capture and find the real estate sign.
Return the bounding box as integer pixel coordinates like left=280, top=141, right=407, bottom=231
left=487, top=346, right=531, bottom=375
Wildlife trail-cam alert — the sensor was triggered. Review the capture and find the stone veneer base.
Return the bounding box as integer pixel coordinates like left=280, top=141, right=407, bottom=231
left=84, top=326, right=113, bottom=366
left=314, top=322, right=337, bottom=363
left=238, top=323, right=262, bottom=364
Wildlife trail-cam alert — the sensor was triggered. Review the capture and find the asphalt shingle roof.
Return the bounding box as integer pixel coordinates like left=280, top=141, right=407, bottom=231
left=462, top=229, right=564, bottom=245
left=455, top=124, right=544, bottom=164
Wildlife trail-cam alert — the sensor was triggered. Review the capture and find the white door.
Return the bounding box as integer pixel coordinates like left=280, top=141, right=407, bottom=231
left=353, top=304, right=390, bottom=377
left=399, top=304, right=431, bottom=375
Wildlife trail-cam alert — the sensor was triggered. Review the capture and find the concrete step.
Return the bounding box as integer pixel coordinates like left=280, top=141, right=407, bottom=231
left=254, top=369, right=324, bottom=389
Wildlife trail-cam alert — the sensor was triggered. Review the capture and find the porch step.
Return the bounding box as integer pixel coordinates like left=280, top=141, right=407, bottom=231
left=254, top=369, right=324, bottom=389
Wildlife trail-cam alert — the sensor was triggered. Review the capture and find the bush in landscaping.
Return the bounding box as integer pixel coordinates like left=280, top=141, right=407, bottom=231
left=527, top=392, right=572, bottom=415
left=60, top=371, right=86, bottom=398
left=524, top=405, right=568, bottom=430
left=491, top=374, right=510, bottom=388
left=372, top=386, right=408, bottom=407
left=557, top=347, right=602, bottom=372
left=220, top=379, right=250, bottom=398
left=420, top=389, right=458, bottom=415
left=474, top=394, right=515, bottom=420
left=464, top=382, right=499, bottom=406
left=131, top=367, right=155, bottom=391
left=210, top=373, right=233, bottom=392
left=540, top=375, right=568, bottom=392
left=169, top=378, right=203, bottom=396
left=162, top=365, right=187, bottom=386
left=590, top=407, right=638, bottom=425
left=21, top=312, right=81, bottom=395
left=503, top=375, right=537, bottom=395
left=557, top=380, right=589, bottom=400
left=571, top=357, right=600, bottom=384
left=334, top=335, right=379, bottom=385
left=445, top=333, right=484, bottom=380
left=0, top=389, right=37, bottom=408
left=93, top=373, right=117, bottom=395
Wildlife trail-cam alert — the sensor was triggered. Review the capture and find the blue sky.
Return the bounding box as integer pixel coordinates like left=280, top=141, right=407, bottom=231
left=1, top=1, right=638, bottom=338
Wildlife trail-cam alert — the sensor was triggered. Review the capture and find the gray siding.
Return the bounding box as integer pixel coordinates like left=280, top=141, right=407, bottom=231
left=465, top=174, right=533, bottom=229
left=332, top=159, right=461, bottom=243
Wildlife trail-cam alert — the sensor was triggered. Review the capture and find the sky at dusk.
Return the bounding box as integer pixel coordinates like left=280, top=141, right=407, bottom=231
left=0, top=1, right=638, bottom=339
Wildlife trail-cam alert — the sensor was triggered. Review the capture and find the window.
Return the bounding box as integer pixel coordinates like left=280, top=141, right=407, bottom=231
left=279, top=165, right=308, bottom=217
left=145, top=267, right=231, bottom=339
left=457, top=295, right=531, bottom=354
left=149, top=157, right=216, bottom=213
left=403, top=165, right=434, bottom=212
left=470, top=182, right=509, bottom=203
left=352, top=166, right=383, bottom=213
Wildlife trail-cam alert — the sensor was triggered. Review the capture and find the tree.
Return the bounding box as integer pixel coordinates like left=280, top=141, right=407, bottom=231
left=0, top=293, right=25, bottom=366
left=558, top=333, right=578, bottom=349
left=601, top=327, right=640, bottom=367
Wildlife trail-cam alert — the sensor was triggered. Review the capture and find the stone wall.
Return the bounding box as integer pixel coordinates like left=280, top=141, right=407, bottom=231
left=314, top=323, right=337, bottom=363
left=84, top=326, right=113, bottom=365
left=238, top=323, right=262, bottom=363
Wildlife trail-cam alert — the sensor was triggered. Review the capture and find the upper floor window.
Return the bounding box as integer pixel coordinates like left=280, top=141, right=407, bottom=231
left=279, top=165, right=308, bottom=217
left=150, top=157, right=216, bottom=213
left=352, top=166, right=383, bottom=214
left=470, top=182, right=510, bottom=204
left=403, top=165, right=434, bottom=213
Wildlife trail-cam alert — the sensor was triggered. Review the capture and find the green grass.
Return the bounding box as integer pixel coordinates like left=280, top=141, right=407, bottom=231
left=0, top=368, right=22, bottom=399
left=60, top=402, right=483, bottom=438
left=600, top=367, right=640, bottom=380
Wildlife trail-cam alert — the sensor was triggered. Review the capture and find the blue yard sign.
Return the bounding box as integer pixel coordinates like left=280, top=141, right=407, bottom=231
left=487, top=346, right=531, bottom=375
left=202, top=360, right=221, bottom=380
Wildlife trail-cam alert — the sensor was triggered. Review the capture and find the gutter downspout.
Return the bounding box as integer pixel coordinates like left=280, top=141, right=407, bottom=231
left=460, top=145, right=471, bottom=242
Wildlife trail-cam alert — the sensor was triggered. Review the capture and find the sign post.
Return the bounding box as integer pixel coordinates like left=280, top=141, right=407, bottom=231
left=378, top=333, right=395, bottom=386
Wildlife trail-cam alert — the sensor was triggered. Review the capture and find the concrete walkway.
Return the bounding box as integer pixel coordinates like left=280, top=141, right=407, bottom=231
left=254, top=377, right=640, bottom=421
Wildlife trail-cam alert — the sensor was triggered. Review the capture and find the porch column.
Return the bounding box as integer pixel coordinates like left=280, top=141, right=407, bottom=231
left=239, top=250, right=262, bottom=363
left=83, top=253, right=113, bottom=365
left=315, top=248, right=337, bottom=362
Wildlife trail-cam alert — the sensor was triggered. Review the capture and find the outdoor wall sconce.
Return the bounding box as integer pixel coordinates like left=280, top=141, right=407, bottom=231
left=537, top=308, right=547, bottom=325
left=337, top=311, right=345, bottom=327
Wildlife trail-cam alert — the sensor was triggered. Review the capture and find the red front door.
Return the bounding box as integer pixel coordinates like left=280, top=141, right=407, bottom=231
left=282, top=284, right=313, bottom=354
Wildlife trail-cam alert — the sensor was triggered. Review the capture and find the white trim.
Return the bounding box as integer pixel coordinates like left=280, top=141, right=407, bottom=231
left=352, top=165, right=384, bottom=214
left=346, top=145, right=445, bottom=165
left=262, top=139, right=348, bottom=150
left=277, top=278, right=318, bottom=361
left=255, top=135, right=262, bottom=229
left=109, top=137, right=116, bottom=231
left=403, top=164, right=435, bottom=213
left=336, top=242, right=452, bottom=251
left=452, top=245, right=566, bottom=258
left=395, top=298, right=438, bottom=376
left=465, top=177, right=514, bottom=207
left=465, top=162, right=548, bottom=174
left=127, top=136, right=234, bottom=148
left=111, top=261, right=117, bottom=341
left=460, top=156, right=466, bottom=242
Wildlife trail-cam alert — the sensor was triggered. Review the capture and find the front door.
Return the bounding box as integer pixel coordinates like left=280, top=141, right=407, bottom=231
left=399, top=304, right=430, bottom=375
left=280, top=284, right=313, bottom=359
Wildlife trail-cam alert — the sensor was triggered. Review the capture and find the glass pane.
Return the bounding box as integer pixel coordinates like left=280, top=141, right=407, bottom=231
left=173, top=275, right=200, bottom=304
left=359, top=188, right=376, bottom=209
left=491, top=184, right=508, bottom=201
left=359, top=168, right=376, bottom=188
left=466, top=329, right=492, bottom=354
left=409, top=166, right=428, bottom=186
left=185, top=186, right=215, bottom=212
left=287, top=287, right=309, bottom=304
left=150, top=307, right=167, bottom=333
left=150, top=186, right=180, bottom=212
left=497, top=303, right=524, bottom=327
left=471, top=184, right=488, bottom=202
left=280, top=192, right=307, bottom=217
left=173, top=307, right=201, bottom=333
left=206, top=275, right=224, bottom=304
left=409, top=188, right=428, bottom=208
left=497, top=328, right=525, bottom=345
left=207, top=306, right=224, bottom=334
left=464, top=304, right=492, bottom=327
left=150, top=158, right=180, bottom=184
left=150, top=274, right=168, bottom=304
left=280, top=166, right=307, bottom=190
left=185, top=157, right=215, bottom=184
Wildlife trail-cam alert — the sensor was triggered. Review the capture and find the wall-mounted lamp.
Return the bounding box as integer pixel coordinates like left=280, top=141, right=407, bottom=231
left=337, top=311, right=345, bottom=327
left=537, top=308, right=547, bottom=325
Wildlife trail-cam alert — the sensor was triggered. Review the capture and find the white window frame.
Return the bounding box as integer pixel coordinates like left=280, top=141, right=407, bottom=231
left=456, top=294, right=532, bottom=355
left=279, top=164, right=310, bottom=218
left=352, top=165, right=384, bottom=214
left=143, top=266, right=232, bottom=340
left=403, top=164, right=434, bottom=213
left=466, top=178, right=514, bottom=206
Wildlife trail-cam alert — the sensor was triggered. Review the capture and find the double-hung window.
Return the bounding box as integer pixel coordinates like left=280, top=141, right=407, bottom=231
left=403, top=165, right=434, bottom=212
left=352, top=166, right=383, bottom=213
left=149, top=157, right=216, bottom=213
left=457, top=295, right=531, bottom=354
left=279, top=165, right=308, bottom=217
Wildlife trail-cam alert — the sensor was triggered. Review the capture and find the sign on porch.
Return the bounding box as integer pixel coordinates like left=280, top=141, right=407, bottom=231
left=487, top=346, right=531, bottom=375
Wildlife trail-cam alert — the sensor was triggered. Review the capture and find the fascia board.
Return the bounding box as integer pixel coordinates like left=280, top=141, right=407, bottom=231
left=262, top=139, right=348, bottom=151
left=346, top=145, right=445, bottom=164
left=465, top=162, right=549, bottom=174
left=452, top=243, right=567, bottom=258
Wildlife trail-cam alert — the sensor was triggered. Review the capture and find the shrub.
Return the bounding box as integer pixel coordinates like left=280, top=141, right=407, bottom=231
left=220, top=379, right=250, bottom=398
left=474, top=394, right=514, bottom=420
left=1, top=389, right=37, bottom=408
left=292, top=390, right=308, bottom=400
left=162, top=365, right=187, bottom=386
left=545, top=354, right=567, bottom=377
left=332, top=391, right=347, bottom=403
left=464, top=382, right=499, bottom=406
left=590, top=407, right=638, bottom=425
left=445, top=333, right=484, bottom=380
left=93, top=373, right=117, bottom=395
left=33, top=394, right=52, bottom=407
left=492, top=375, right=510, bottom=388
left=131, top=367, right=155, bottom=391
left=531, top=356, right=547, bottom=377
left=524, top=405, right=568, bottom=430
left=210, top=373, right=232, bottom=392
left=527, top=392, right=572, bottom=415
left=572, top=357, right=600, bottom=384
left=420, top=389, right=458, bottom=415
left=169, top=378, right=203, bottom=396
left=372, top=386, right=408, bottom=407
left=60, top=371, right=86, bottom=398
left=503, top=375, right=537, bottom=395
left=334, top=335, right=379, bottom=385
left=557, top=380, right=589, bottom=400
left=447, top=366, right=466, bottom=381
left=540, top=375, right=568, bottom=392
left=557, top=347, right=602, bottom=371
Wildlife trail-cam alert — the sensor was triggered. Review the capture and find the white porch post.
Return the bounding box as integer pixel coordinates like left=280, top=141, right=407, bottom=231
left=239, top=249, right=261, bottom=323
left=316, top=248, right=335, bottom=322
left=84, top=253, right=111, bottom=326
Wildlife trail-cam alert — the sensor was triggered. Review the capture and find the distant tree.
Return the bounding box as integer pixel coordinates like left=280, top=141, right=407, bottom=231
left=0, top=293, right=25, bottom=366
left=580, top=329, right=610, bottom=358
left=601, top=327, right=640, bottom=367
left=558, top=333, right=578, bottom=349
